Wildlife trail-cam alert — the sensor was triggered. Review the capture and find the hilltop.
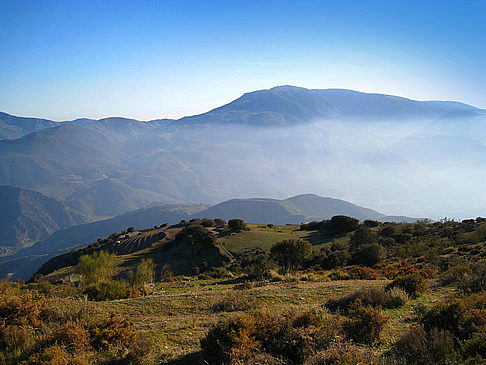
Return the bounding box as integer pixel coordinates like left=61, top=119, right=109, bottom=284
left=194, top=194, right=419, bottom=224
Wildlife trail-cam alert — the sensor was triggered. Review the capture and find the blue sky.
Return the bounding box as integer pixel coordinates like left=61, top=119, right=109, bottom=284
left=1, top=0, right=485, bottom=120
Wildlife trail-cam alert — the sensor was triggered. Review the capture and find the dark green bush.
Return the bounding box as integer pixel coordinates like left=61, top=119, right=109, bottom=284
left=386, top=274, right=427, bottom=298
left=350, top=243, right=383, bottom=266
left=326, top=216, right=359, bottom=235
left=228, top=219, right=249, bottom=232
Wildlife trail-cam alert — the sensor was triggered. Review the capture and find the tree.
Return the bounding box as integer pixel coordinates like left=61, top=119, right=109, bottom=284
left=270, top=239, right=312, bottom=273
left=326, top=216, right=359, bottom=235
left=350, top=227, right=378, bottom=250
left=77, top=250, right=116, bottom=285
left=175, top=224, right=216, bottom=248
left=228, top=219, right=249, bottom=232
left=351, top=243, right=383, bottom=266
left=128, top=258, right=155, bottom=288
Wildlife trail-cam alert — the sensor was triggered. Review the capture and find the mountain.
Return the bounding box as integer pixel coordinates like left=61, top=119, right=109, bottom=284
left=178, top=86, right=485, bottom=126
left=0, top=112, right=58, bottom=140
left=0, top=185, right=87, bottom=250
left=193, top=194, right=417, bottom=225
left=0, top=86, right=484, bottom=220
left=0, top=203, right=206, bottom=280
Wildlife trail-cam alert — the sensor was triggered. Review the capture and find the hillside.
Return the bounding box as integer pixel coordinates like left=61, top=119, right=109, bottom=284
left=0, top=203, right=206, bottom=280
left=0, top=185, right=87, bottom=250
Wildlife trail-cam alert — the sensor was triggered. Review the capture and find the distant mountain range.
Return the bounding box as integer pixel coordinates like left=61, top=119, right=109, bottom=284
left=1, top=86, right=484, bottom=222
left=2, top=86, right=483, bottom=139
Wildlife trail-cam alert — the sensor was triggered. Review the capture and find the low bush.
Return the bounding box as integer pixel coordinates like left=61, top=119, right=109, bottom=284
left=343, top=300, right=388, bottom=344
left=83, top=280, right=130, bottom=301
left=0, top=281, right=148, bottom=364
left=386, top=274, right=427, bottom=298
left=233, top=281, right=253, bottom=290
left=325, top=287, right=408, bottom=313
left=391, top=325, right=459, bottom=364
left=200, top=309, right=342, bottom=365
left=464, top=326, right=486, bottom=360
left=305, top=340, right=378, bottom=365
left=419, top=293, right=486, bottom=342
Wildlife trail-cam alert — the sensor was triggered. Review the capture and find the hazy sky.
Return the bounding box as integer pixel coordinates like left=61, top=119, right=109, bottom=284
left=1, top=0, right=485, bottom=121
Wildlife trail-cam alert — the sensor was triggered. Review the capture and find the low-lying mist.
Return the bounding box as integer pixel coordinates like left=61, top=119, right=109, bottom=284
left=141, top=117, right=485, bottom=220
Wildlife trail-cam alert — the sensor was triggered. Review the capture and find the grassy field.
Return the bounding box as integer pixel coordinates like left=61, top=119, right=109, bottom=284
left=91, top=276, right=453, bottom=364
left=219, top=223, right=339, bottom=254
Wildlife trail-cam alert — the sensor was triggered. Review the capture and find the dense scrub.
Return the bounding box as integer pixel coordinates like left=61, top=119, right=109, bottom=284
left=0, top=280, right=149, bottom=364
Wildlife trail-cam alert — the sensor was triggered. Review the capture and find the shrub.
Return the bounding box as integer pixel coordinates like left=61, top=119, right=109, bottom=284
left=233, top=281, right=253, bottom=290
left=0, top=282, right=147, bottom=364
left=386, top=274, right=427, bottom=298
left=464, top=326, right=486, bottom=359
left=201, top=309, right=342, bottom=365
left=391, top=325, right=459, bottom=364
left=83, top=280, right=130, bottom=301
left=49, top=321, right=91, bottom=353
left=240, top=248, right=273, bottom=280
left=300, top=221, right=326, bottom=231
left=326, top=287, right=407, bottom=313
left=201, top=218, right=215, bottom=227
left=363, top=220, right=381, bottom=227
left=380, top=225, right=396, bottom=237
left=344, top=300, right=388, bottom=344
left=305, top=340, right=378, bottom=365
left=419, top=294, right=486, bottom=342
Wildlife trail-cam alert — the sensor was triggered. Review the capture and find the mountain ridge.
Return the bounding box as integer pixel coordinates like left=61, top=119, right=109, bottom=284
left=2, top=86, right=484, bottom=136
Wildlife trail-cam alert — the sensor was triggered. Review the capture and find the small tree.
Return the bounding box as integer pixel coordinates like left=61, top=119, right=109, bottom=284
left=350, top=227, right=378, bottom=250
left=175, top=224, right=216, bottom=248
left=128, top=258, right=155, bottom=288
left=77, top=251, right=116, bottom=285
left=270, top=239, right=312, bottom=273
left=228, top=219, right=249, bottom=233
